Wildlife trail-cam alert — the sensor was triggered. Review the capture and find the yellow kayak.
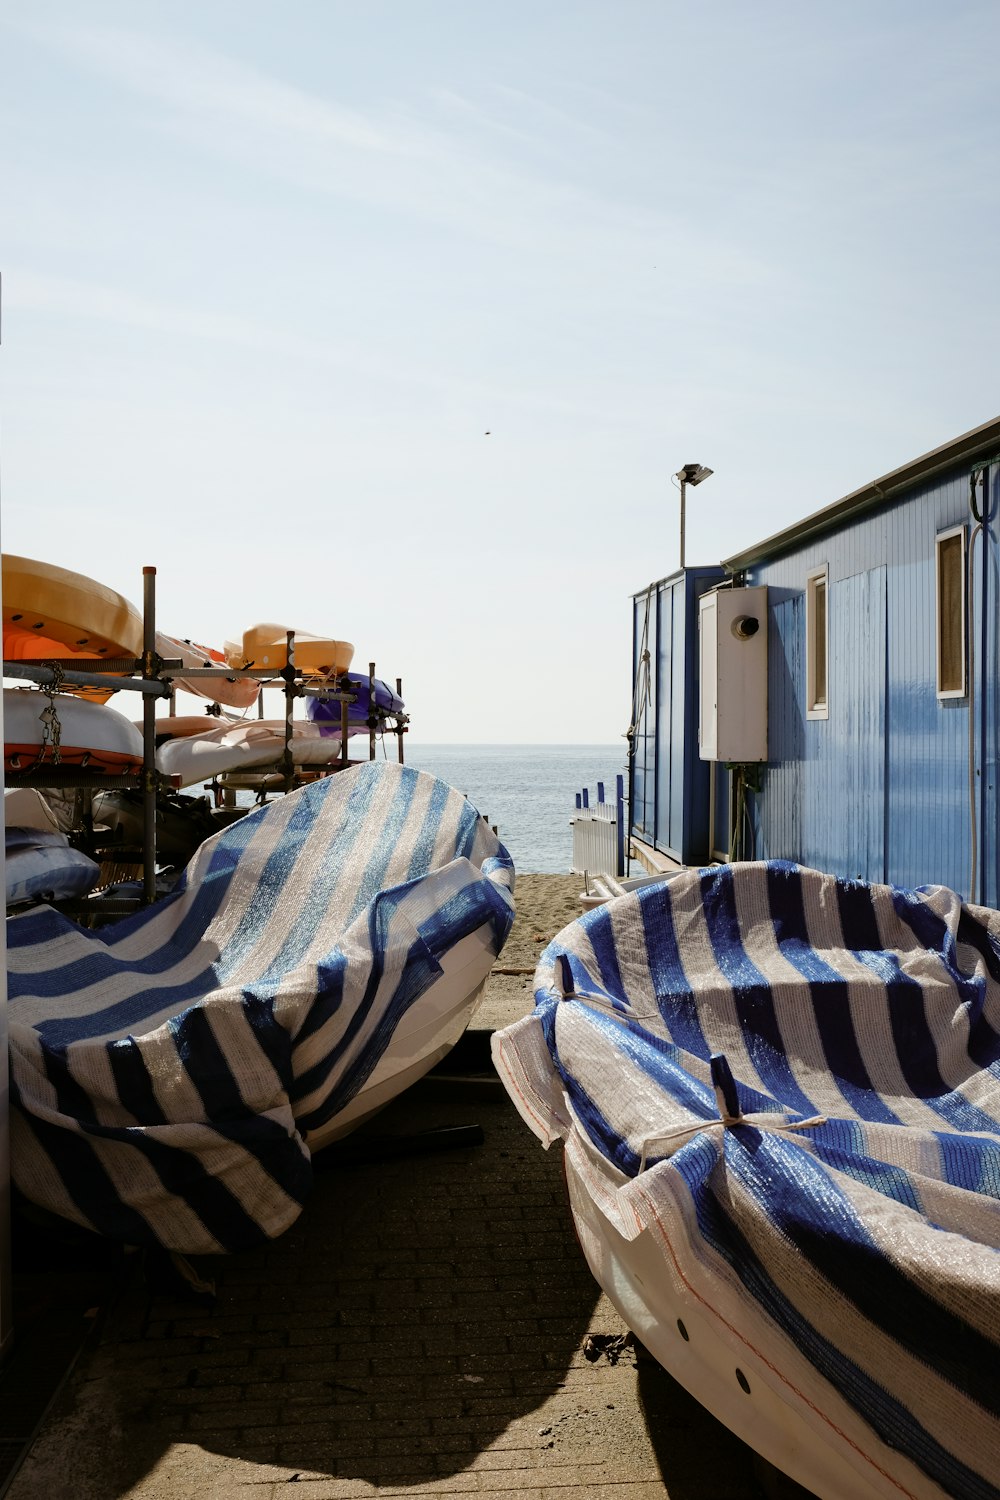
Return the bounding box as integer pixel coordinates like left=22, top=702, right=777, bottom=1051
left=224, top=623, right=354, bottom=677
left=3, top=554, right=144, bottom=660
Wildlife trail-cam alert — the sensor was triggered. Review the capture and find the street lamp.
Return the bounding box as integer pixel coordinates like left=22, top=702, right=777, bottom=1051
left=675, top=463, right=713, bottom=570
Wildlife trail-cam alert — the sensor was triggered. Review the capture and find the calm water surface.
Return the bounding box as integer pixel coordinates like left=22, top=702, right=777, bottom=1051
left=402, top=743, right=627, bottom=874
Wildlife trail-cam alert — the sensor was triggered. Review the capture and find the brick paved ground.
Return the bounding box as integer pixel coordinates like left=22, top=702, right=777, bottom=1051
left=7, top=1074, right=773, bottom=1500
left=6, top=875, right=795, bottom=1500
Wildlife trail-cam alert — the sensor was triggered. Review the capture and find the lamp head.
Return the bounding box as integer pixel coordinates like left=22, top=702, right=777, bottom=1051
left=676, top=463, right=713, bottom=486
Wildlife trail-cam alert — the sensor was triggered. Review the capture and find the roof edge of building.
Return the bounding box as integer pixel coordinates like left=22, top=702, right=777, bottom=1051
left=722, top=413, right=1000, bottom=573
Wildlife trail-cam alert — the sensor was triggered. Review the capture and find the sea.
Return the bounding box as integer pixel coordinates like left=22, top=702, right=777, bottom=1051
left=401, top=743, right=628, bottom=875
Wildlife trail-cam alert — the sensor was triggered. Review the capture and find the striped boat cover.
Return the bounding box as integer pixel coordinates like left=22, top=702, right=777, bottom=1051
left=493, top=861, right=1000, bottom=1500
left=8, top=762, right=514, bottom=1254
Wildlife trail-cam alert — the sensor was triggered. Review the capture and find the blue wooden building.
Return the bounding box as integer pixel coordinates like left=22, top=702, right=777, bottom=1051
left=628, top=565, right=723, bottom=866
left=629, top=414, right=1000, bottom=903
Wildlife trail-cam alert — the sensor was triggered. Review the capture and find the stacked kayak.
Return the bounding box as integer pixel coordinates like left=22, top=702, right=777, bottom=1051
left=3, top=554, right=144, bottom=704
left=154, top=717, right=352, bottom=787
left=3, top=555, right=260, bottom=711
left=4, top=688, right=144, bottom=774
left=3, top=555, right=410, bottom=889
left=306, top=671, right=404, bottom=733
left=224, top=623, right=354, bottom=678
left=156, top=633, right=259, bottom=711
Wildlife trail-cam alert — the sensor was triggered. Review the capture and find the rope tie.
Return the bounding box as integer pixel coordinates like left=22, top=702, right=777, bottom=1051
left=637, top=1109, right=827, bottom=1172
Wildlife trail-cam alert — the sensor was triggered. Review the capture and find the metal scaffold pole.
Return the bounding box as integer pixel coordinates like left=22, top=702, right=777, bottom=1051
left=0, top=268, right=14, bottom=1358
left=142, top=567, right=159, bottom=904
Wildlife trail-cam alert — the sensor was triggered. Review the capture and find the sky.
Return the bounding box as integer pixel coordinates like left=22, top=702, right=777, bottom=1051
left=2, top=1, right=999, bottom=743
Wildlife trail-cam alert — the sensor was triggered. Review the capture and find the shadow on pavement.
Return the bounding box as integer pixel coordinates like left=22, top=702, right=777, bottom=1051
left=8, top=1083, right=603, bottom=1497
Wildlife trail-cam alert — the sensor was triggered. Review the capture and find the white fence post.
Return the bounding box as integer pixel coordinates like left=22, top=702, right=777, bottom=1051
left=571, top=778, right=623, bottom=878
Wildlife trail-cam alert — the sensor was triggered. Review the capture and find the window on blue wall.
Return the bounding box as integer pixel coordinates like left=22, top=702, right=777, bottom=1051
left=936, top=524, right=967, bottom=699
left=806, top=566, right=829, bottom=719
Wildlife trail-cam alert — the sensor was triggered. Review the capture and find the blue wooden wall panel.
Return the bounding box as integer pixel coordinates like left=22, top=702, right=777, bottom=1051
left=828, top=568, right=885, bottom=882
left=629, top=567, right=722, bottom=863
left=655, top=582, right=675, bottom=851
left=745, top=466, right=989, bottom=896
left=669, top=583, right=687, bottom=849
left=629, top=587, right=657, bottom=841
left=758, top=595, right=803, bottom=862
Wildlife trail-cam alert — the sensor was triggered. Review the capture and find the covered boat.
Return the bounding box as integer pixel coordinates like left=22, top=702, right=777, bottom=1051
left=492, top=860, right=1000, bottom=1500
left=8, top=761, right=514, bottom=1254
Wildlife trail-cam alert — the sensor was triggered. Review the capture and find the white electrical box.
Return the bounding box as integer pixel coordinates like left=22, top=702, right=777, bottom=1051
left=699, top=586, right=768, bottom=761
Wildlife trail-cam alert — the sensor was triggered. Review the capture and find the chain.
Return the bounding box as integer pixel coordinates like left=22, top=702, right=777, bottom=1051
left=35, top=663, right=67, bottom=767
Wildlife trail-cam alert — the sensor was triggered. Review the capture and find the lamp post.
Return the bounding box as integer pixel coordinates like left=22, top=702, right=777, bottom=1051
left=676, top=463, right=713, bottom=570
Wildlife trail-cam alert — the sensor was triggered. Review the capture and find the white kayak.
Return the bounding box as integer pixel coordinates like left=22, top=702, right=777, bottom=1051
left=155, top=718, right=347, bottom=787
left=4, top=689, right=144, bottom=775
left=156, top=633, right=260, bottom=711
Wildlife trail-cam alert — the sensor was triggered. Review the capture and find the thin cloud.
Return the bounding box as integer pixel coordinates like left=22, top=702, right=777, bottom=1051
left=10, top=14, right=772, bottom=291
left=9, top=17, right=402, bottom=154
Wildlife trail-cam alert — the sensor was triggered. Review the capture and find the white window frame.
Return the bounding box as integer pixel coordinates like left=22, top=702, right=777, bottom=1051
left=805, top=566, right=829, bottom=720
left=935, top=523, right=967, bottom=699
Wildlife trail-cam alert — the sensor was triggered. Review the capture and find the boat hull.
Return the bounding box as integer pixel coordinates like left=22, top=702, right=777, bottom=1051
left=563, top=1141, right=946, bottom=1500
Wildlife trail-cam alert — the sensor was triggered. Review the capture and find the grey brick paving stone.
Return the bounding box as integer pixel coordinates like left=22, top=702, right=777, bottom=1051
left=5, top=1049, right=771, bottom=1500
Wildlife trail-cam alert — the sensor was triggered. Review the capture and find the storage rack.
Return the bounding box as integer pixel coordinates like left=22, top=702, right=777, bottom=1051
left=4, top=568, right=410, bottom=911
left=5, top=567, right=175, bottom=910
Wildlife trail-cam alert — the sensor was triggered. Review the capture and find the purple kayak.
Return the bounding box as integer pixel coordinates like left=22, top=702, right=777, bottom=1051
left=306, top=672, right=404, bottom=736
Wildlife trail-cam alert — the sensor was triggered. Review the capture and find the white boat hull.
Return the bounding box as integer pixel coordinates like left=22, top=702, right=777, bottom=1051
left=563, top=1140, right=949, bottom=1500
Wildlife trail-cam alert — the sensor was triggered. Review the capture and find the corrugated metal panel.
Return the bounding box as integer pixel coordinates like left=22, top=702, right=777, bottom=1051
left=655, top=582, right=674, bottom=850
left=628, top=567, right=722, bottom=864
left=759, top=594, right=803, bottom=861
left=830, top=567, right=885, bottom=882
left=746, top=463, right=988, bottom=896
left=629, top=586, right=657, bottom=842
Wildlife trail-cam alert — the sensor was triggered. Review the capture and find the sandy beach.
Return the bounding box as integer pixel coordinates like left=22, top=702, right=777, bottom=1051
left=473, top=870, right=584, bottom=1031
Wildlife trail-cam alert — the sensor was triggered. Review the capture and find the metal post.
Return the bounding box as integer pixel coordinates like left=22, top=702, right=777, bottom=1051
left=708, top=762, right=717, bottom=863
left=396, top=678, right=404, bottom=764
left=679, top=476, right=687, bottom=570
left=142, top=567, right=158, bottom=905
left=0, top=699, right=13, bottom=1366
left=597, top=781, right=605, bottom=803
left=582, top=788, right=589, bottom=809
left=615, top=774, right=625, bottom=877
left=283, top=632, right=295, bottom=793
left=0, top=274, right=11, bottom=1363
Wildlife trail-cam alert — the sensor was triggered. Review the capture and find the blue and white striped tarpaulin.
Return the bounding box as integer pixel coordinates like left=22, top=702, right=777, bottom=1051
left=493, top=861, right=1000, bottom=1500
left=8, top=762, right=514, bottom=1254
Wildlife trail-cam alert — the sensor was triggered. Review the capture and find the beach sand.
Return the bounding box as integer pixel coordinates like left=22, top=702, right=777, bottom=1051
left=473, top=869, right=584, bottom=1031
